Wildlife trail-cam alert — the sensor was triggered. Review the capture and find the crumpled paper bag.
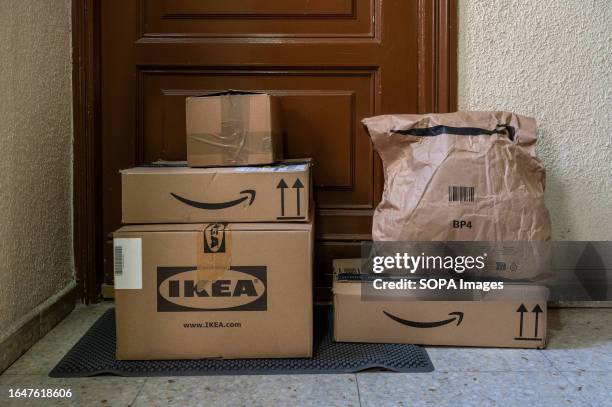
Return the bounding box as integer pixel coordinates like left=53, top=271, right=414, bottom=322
left=362, top=111, right=552, bottom=280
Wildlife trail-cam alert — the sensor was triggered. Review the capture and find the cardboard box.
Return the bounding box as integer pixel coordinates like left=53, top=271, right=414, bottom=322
left=333, top=259, right=548, bottom=349
left=121, top=160, right=311, bottom=224
left=186, top=91, right=283, bottom=167
left=113, top=221, right=313, bottom=360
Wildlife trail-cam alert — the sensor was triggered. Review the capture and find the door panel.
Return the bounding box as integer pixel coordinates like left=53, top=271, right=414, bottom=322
left=99, top=0, right=454, bottom=299
left=141, top=70, right=376, bottom=207
left=142, top=0, right=373, bottom=37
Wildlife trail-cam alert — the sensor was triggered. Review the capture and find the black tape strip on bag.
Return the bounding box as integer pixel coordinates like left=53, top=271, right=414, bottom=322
left=194, top=90, right=262, bottom=98
left=392, top=124, right=516, bottom=141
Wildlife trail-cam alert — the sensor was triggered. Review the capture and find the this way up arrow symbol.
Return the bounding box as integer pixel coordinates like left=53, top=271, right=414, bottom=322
left=292, top=178, right=304, bottom=216
left=516, top=304, right=527, bottom=337
left=532, top=304, right=543, bottom=338
left=277, top=179, right=288, bottom=216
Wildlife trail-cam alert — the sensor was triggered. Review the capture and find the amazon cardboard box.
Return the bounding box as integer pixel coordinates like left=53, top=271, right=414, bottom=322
left=186, top=91, right=283, bottom=167
left=333, top=259, right=548, bottom=349
left=113, top=221, right=313, bottom=360
left=121, top=159, right=311, bottom=223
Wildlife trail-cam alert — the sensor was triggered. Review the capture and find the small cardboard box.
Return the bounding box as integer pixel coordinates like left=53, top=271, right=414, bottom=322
left=121, top=160, right=311, bottom=224
left=333, top=259, right=548, bottom=349
left=113, top=221, right=313, bottom=360
left=186, top=91, right=283, bottom=167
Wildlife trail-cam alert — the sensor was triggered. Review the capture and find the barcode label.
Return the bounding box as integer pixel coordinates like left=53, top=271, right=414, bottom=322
left=114, top=245, right=124, bottom=275
left=113, top=238, right=142, bottom=289
left=448, top=186, right=474, bottom=202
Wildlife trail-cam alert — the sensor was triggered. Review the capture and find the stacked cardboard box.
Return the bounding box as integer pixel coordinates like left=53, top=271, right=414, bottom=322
left=113, top=91, right=314, bottom=360
left=332, top=259, right=548, bottom=349
left=186, top=91, right=283, bottom=167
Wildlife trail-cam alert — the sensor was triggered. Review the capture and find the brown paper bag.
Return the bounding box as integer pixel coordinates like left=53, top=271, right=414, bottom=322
left=362, top=112, right=552, bottom=279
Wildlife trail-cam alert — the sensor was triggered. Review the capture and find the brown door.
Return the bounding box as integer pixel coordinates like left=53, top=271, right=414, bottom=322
left=86, top=0, right=456, bottom=301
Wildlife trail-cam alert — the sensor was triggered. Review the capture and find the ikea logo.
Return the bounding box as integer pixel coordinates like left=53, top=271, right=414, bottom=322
left=157, top=266, right=267, bottom=312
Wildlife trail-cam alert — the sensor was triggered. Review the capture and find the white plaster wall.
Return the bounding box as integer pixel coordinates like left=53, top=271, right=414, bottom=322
left=0, top=0, right=74, bottom=338
left=458, top=0, right=612, bottom=240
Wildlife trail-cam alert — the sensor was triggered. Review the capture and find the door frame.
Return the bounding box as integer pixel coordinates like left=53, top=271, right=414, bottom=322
left=71, top=0, right=457, bottom=303
left=73, top=0, right=102, bottom=304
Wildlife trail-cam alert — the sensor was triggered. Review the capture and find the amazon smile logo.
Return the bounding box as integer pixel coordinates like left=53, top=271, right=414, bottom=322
left=383, top=311, right=464, bottom=328
left=170, top=189, right=256, bottom=210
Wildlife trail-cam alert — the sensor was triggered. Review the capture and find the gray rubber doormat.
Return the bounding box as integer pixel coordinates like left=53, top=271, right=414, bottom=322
left=49, top=306, right=433, bottom=377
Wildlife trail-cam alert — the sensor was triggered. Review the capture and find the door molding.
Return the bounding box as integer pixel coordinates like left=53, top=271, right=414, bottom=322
left=72, top=0, right=458, bottom=302
left=72, top=0, right=102, bottom=303
left=417, top=0, right=458, bottom=113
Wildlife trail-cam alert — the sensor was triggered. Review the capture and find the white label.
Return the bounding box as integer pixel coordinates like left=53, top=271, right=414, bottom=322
left=113, top=238, right=142, bottom=289
left=234, top=163, right=308, bottom=172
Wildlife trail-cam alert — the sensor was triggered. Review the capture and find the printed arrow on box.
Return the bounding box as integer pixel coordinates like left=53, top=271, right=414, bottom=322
left=277, top=179, right=288, bottom=217
left=516, top=304, right=528, bottom=337
left=292, top=178, right=304, bottom=216
left=532, top=304, right=543, bottom=338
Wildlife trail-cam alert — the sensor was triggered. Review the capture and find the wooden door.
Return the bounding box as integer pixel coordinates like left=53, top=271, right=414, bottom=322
left=73, top=0, right=456, bottom=302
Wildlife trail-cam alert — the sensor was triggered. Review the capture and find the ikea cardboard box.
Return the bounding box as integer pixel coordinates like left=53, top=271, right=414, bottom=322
left=333, top=259, right=548, bottom=349
left=186, top=91, right=283, bottom=167
left=113, top=221, right=313, bottom=360
left=121, top=160, right=311, bottom=223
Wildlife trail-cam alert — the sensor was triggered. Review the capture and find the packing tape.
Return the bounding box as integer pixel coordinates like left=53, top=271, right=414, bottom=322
left=196, top=223, right=232, bottom=291
left=188, top=131, right=273, bottom=152
left=218, top=94, right=249, bottom=165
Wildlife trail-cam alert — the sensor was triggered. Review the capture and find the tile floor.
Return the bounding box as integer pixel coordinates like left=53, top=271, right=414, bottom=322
left=1, top=303, right=610, bottom=407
